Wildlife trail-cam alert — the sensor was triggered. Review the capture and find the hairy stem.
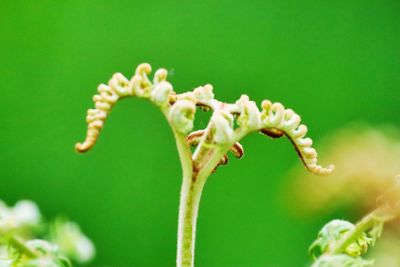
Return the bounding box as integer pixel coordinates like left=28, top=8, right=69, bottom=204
left=168, top=122, right=198, bottom=267
left=177, top=173, right=204, bottom=267
left=172, top=132, right=197, bottom=267
left=174, top=129, right=229, bottom=266
left=174, top=133, right=193, bottom=178
left=176, top=146, right=229, bottom=267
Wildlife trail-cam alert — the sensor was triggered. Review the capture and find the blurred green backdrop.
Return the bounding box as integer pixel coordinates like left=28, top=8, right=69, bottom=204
left=1, top=0, right=399, bottom=266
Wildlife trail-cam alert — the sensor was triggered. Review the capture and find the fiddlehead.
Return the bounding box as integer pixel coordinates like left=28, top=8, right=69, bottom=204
left=76, top=63, right=333, bottom=176
left=186, top=130, right=244, bottom=172
left=75, top=63, right=334, bottom=267
left=309, top=176, right=400, bottom=267
left=259, top=100, right=334, bottom=175
left=75, top=64, right=175, bottom=152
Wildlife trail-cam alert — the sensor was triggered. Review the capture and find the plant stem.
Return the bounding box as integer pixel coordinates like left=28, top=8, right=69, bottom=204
left=173, top=134, right=229, bottom=266
left=177, top=173, right=204, bottom=267
left=169, top=126, right=199, bottom=267
left=167, top=110, right=235, bottom=267
left=176, top=147, right=228, bottom=267
left=9, top=236, right=38, bottom=258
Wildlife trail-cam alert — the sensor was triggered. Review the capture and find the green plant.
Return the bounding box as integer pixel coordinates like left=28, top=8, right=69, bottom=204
left=75, top=63, right=333, bottom=267
left=0, top=200, right=94, bottom=267
left=309, top=177, right=400, bottom=266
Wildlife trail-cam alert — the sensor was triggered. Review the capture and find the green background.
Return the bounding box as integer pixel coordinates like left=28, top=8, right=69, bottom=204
left=1, top=1, right=399, bottom=266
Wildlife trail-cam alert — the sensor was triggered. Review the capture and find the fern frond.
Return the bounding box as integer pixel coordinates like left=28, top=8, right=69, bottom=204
left=76, top=63, right=333, bottom=176
left=260, top=100, right=334, bottom=175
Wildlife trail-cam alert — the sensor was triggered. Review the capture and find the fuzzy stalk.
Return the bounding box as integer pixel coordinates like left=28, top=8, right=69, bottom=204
left=176, top=173, right=204, bottom=267
left=169, top=128, right=199, bottom=267
left=176, top=146, right=229, bottom=267
left=173, top=126, right=229, bottom=267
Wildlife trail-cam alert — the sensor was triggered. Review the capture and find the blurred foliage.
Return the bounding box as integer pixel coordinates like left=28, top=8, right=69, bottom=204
left=286, top=125, right=400, bottom=266
left=0, top=200, right=94, bottom=267
left=370, top=233, right=400, bottom=267
left=285, top=125, right=400, bottom=216
left=1, top=0, right=399, bottom=266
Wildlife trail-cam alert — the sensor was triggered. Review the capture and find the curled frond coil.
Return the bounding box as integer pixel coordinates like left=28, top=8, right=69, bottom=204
left=76, top=62, right=333, bottom=176
left=259, top=100, right=334, bottom=175
left=186, top=130, right=244, bottom=172
left=75, top=64, right=175, bottom=152
left=309, top=219, right=372, bottom=259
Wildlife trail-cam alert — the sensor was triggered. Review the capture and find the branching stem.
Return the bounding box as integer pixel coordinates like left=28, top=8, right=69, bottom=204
left=75, top=63, right=335, bottom=267
left=173, top=122, right=230, bottom=267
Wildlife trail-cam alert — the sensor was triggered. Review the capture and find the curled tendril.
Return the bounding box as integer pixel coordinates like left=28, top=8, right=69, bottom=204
left=212, top=110, right=235, bottom=144
left=131, top=63, right=152, bottom=97
left=76, top=62, right=333, bottom=176
left=236, top=95, right=261, bottom=131
left=75, top=63, right=175, bottom=152
left=169, top=98, right=196, bottom=134
left=186, top=130, right=244, bottom=171
left=193, top=84, right=214, bottom=103
left=309, top=220, right=372, bottom=259
left=75, top=73, right=131, bottom=153
left=259, top=100, right=334, bottom=175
